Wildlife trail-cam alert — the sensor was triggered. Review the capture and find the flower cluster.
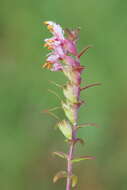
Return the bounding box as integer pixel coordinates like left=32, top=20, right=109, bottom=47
left=43, top=21, right=84, bottom=126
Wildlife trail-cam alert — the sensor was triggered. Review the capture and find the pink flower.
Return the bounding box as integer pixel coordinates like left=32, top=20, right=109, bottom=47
left=51, top=63, right=63, bottom=71
left=43, top=52, right=63, bottom=71
left=44, top=21, right=79, bottom=71
left=47, top=53, right=59, bottom=63
left=64, top=39, right=77, bottom=56
left=44, top=21, right=64, bottom=40
left=64, top=56, right=80, bottom=67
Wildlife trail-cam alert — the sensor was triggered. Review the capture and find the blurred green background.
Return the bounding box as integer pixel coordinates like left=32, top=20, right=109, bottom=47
left=0, top=0, right=127, bottom=189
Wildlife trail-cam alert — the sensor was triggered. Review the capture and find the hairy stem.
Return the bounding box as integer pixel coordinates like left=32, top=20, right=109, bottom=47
left=66, top=126, right=77, bottom=190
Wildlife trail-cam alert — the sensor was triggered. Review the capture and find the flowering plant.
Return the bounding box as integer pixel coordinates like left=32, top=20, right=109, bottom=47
left=43, top=21, right=100, bottom=190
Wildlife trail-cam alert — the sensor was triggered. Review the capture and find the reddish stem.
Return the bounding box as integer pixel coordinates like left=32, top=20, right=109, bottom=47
left=66, top=127, right=77, bottom=190
left=66, top=144, right=74, bottom=190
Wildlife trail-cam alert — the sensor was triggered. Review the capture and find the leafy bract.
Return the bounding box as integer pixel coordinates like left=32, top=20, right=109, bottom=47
left=71, top=175, right=78, bottom=188
left=52, top=152, right=67, bottom=159
left=53, top=171, right=67, bottom=183
left=58, top=120, right=72, bottom=139
left=72, top=156, right=95, bottom=163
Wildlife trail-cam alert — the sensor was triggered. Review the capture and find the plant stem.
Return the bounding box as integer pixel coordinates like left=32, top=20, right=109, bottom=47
left=66, top=126, right=77, bottom=190
left=66, top=143, right=74, bottom=190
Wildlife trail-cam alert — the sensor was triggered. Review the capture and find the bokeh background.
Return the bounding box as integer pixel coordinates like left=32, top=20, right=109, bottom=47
left=0, top=0, right=127, bottom=189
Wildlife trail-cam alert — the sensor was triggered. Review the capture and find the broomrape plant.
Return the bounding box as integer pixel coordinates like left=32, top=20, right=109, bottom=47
left=43, top=21, right=100, bottom=190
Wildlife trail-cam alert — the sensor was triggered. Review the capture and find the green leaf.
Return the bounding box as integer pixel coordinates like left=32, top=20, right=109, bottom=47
left=49, top=80, right=62, bottom=88
left=53, top=171, right=67, bottom=183
left=58, top=120, right=72, bottom=139
left=48, top=89, right=62, bottom=101
left=71, top=175, right=78, bottom=188
left=74, top=138, right=85, bottom=145
left=52, top=152, right=67, bottom=159
left=72, top=156, right=95, bottom=163
left=65, top=138, right=85, bottom=145
left=77, top=123, right=99, bottom=129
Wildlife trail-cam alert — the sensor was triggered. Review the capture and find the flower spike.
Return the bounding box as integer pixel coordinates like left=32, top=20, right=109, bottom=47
left=43, top=21, right=100, bottom=190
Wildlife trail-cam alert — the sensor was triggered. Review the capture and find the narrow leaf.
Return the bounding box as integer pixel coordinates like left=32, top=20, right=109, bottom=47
left=71, top=175, right=78, bottom=188
left=42, top=109, right=59, bottom=120
left=72, top=156, right=95, bottom=163
left=48, top=106, right=61, bottom=112
left=78, top=45, right=92, bottom=58
left=77, top=123, right=99, bottom=129
left=65, top=138, right=85, bottom=145
left=52, top=152, right=67, bottom=159
left=80, top=83, right=101, bottom=91
left=64, top=28, right=80, bottom=42
left=74, top=138, right=85, bottom=145
left=48, top=89, right=62, bottom=101
left=49, top=80, right=62, bottom=88
left=53, top=171, right=67, bottom=183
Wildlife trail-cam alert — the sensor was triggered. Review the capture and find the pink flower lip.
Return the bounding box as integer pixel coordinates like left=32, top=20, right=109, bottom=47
left=51, top=63, right=63, bottom=71
left=44, top=21, right=64, bottom=40
left=43, top=21, right=82, bottom=73
left=64, top=56, right=80, bottom=67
